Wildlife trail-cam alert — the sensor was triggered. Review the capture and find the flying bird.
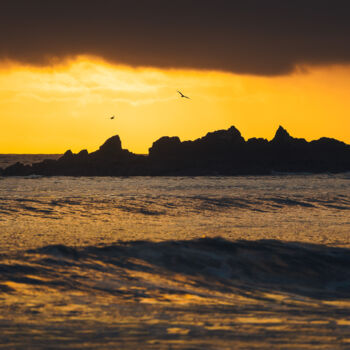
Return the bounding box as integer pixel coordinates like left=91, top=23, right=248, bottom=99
left=177, top=90, right=190, bottom=99
left=110, top=115, right=115, bottom=119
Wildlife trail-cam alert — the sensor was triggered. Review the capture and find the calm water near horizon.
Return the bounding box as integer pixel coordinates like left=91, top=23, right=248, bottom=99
left=0, top=165, right=350, bottom=348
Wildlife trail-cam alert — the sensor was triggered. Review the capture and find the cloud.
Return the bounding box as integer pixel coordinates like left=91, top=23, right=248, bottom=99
left=1, top=0, right=350, bottom=75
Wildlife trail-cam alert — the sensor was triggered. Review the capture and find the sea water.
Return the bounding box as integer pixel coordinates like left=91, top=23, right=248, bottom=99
left=0, top=172, right=350, bottom=349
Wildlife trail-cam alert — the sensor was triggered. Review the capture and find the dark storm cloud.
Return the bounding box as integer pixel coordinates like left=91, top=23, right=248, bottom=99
left=1, top=0, right=350, bottom=75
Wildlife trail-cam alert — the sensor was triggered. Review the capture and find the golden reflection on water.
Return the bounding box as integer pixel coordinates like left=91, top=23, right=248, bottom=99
left=1, top=264, right=350, bottom=349
left=0, top=172, right=349, bottom=349
left=0, top=175, right=350, bottom=253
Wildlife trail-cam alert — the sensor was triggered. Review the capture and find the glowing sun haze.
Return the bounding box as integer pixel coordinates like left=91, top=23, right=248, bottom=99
left=1, top=1, right=350, bottom=154
left=0, top=57, right=350, bottom=154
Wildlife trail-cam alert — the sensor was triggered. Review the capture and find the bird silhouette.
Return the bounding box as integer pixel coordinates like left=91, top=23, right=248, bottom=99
left=110, top=115, right=115, bottom=119
left=177, top=90, right=190, bottom=99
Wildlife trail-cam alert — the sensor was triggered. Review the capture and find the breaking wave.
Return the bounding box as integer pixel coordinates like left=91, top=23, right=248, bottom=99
left=2, top=238, right=350, bottom=300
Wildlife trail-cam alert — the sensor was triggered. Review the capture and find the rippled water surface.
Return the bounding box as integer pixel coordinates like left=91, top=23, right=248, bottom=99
left=0, top=175, right=350, bottom=250
left=0, top=174, right=350, bottom=349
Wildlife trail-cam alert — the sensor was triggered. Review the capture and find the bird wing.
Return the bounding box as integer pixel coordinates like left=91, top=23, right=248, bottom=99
left=177, top=90, right=190, bottom=99
left=177, top=90, right=184, bottom=97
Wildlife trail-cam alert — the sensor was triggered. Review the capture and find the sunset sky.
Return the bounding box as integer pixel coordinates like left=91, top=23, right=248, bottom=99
left=1, top=0, right=350, bottom=154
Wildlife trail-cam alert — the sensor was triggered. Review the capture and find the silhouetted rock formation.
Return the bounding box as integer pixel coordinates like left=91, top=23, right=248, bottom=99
left=2, top=126, right=350, bottom=176
left=147, top=126, right=248, bottom=174
left=3, top=162, right=32, bottom=176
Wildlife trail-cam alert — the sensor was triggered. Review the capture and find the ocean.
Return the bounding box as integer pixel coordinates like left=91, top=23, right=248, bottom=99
left=0, top=155, right=350, bottom=349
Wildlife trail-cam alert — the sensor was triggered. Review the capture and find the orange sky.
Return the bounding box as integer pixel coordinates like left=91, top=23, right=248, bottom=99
left=0, top=56, right=349, bottom=154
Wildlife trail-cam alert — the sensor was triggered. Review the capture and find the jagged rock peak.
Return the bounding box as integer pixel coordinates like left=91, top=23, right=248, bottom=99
left=77, top=149, right=89, bottom=159
left=228, top=125, right=243, bottom=138
left=78, top=149, right=88, bottom=156
left=204, top=126, right=245, bottom=142
left=272, top=126, right=293, bottom=143
left=149, top=136, right=181, bottom=156
left=153, top=136, right=181, bottom=145
left=98, top=135, right=122, bottom=153
left=59, top=149, right=74, bottom=161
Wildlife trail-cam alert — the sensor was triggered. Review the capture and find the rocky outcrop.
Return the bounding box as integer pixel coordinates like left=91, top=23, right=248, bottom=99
left=149, top=136, right=182, bottom=159
left=2, top=126, right=350, bottom=176
left=2, top=162, right=32, bottom=176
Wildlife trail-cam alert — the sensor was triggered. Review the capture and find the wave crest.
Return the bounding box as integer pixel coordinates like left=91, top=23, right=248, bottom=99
left=1, top=238, right=350, bottom=300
